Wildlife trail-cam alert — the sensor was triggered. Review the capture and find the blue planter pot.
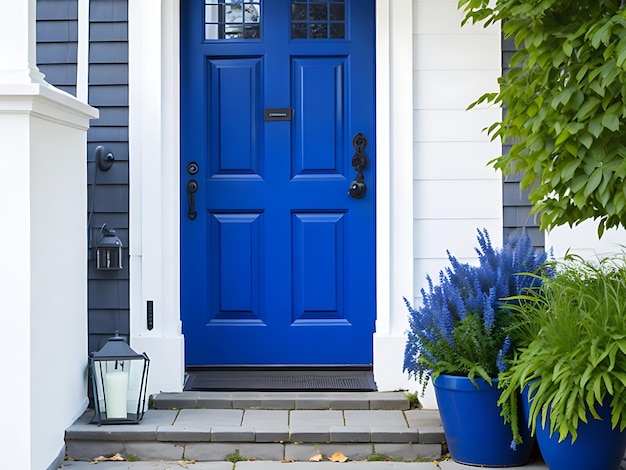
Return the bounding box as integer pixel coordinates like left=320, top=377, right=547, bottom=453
left=522, top=392, right=626, bottom=470
left=434, top=375, right=534, bottom=467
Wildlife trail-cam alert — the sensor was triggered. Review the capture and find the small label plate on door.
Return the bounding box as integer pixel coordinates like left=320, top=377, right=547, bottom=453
left=264, top=108, right=293, bottom=121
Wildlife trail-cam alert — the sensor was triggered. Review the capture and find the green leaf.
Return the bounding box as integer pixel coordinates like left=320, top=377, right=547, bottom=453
left=561, top=159, right=581, bottom=180
left=602, top=113, right=620, bottom=132
left=578, top=132, right=593, bottom=149
left=616, top=39, right=626, bottom=68
left=563, top=42, right=573, bottom=57
left=576, top=98, right=600, bottom=121
left=584, top=168, right=603, bottom=197
left=588, top=117, right=603, bottom=138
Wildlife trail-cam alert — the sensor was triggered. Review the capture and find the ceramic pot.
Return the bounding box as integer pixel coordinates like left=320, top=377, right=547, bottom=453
left=434, top=375, right=534, bottom=467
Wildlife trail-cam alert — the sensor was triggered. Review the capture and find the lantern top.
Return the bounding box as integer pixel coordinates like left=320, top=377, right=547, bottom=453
left=91, top=332, right=144, bottom=360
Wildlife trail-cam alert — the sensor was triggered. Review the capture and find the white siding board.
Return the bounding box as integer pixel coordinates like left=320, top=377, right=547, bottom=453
left=414, top=180, right=502, bottom=219
left=414, top=142, right=500, bottom=180
left=414, top=1, right=490, bottom=36
left=414, top=108, right=500, bottom=142
left=413, top=219, right=502, bottom=259
left=414, top=70, right=498, bottom=110
left=414, top=34, right=501, bottom=71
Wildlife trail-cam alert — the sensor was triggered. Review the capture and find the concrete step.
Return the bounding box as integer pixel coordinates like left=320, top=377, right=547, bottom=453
left=65, top=392, right=445, bottom=463
left=151, top=391, right=412, bottom=411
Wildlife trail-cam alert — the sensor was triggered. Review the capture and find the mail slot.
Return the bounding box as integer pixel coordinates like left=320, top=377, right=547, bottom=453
left=264, top=108, right=293, bottom=121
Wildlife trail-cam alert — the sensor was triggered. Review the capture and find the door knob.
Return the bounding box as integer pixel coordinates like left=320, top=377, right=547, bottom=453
left=349, top=177, right=367, bottom=199
left=349, top=133, right=368, bottom=199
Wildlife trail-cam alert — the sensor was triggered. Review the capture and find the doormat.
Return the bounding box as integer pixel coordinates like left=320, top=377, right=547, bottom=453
left=184, top=368, right=377, bottom=392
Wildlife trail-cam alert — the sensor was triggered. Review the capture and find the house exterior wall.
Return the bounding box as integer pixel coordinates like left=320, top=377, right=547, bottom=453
left=36, top=0, right=131, bottom=356
left=1, top=2, right=97, bottom=468
left=547, top=222, right=626, bottom=259
left=25, top=0, right=626, bottom=424
left=36, top=0, right=78, bottom=96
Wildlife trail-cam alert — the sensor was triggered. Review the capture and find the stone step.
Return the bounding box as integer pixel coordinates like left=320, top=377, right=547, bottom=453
left=152, top=391, right=411, bottom=411
left=64, top=392, right=445, bottom=463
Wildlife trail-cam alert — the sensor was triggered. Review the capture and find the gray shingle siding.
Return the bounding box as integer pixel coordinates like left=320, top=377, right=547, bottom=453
left=87, top=0, right=130, bottom=353
left=36, top=0, right=130, bottom=354
left=501, top=32, right=544, bottom=250
left=36, top=0, right=77, bottom=96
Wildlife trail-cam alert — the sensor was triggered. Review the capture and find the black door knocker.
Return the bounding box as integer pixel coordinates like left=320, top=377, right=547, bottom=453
left=349, top=133, right=368, bottom=199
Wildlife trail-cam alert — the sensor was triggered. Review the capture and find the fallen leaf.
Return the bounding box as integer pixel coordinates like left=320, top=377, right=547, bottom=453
left=309, top=453, right=323, bottom=462
left=328, top=452, right=348, bottom=463
left=91, top=454, right=125, bottom=464
left=281, top=459, right=294, bottom=463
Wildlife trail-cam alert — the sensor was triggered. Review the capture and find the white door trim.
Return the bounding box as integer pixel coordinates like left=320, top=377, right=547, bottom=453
left=127, top=0, right=413, bottom=395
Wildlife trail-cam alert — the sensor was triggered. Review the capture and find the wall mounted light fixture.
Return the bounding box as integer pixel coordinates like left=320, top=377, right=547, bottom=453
left=95, top=145, right=115, bottom=172
left=95, top=223, right=123, bottom=270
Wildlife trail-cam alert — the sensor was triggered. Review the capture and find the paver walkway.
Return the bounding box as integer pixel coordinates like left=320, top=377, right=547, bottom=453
left=60, top=461, right=549, bottom=469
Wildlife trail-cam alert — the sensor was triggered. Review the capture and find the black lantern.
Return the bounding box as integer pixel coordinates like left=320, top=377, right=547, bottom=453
left=95, top=224, right=123, bottom=270
left=89, top=333, right=150, bottom=425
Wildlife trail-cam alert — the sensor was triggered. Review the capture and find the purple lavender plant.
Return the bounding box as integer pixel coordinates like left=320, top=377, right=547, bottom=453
left=403, top=229, right=547, bottom=392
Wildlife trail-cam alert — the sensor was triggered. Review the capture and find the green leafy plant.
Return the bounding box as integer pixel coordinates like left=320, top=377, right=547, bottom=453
left=458, top=0, right=626, bottom=236
left=498, top=254, right=626, bottom=443
left=367, top=453, right=405, bottom=462
left=405, top=390, right=421, bottom=409
left=225, top=450, right=248, bottom=464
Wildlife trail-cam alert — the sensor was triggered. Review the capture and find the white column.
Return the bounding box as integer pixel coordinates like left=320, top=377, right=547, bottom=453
left=0, top=92, right=32, bottom=470
left=0, top=0, right=45, bottom=85
left=129, top=0, right=184, bottom=395
left=373, top=0, right=415, bottom=392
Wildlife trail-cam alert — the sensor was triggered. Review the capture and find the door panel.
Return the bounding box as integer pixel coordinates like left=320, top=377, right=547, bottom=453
left=181, top=0, right=376, bottom=365
left=209, top=212, right=263, bottom=321
left=293, top=56, right=346, bottom=175
left=208, top=57, right=263, bottom=175
left=292, top=211, right=345, bottom=320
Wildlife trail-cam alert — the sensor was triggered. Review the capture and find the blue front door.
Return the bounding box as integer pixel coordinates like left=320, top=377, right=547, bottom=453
left=181, top=0, right=376, bottom=365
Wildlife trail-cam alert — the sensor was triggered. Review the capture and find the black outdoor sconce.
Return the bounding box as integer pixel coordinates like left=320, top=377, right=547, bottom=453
left=89, top=333, right=150, bottom=425
left=90, top=145, right=124, bottom=270
left=95, top=145, right=115, bottom=171
left=95, top=223, right=123, bottom=270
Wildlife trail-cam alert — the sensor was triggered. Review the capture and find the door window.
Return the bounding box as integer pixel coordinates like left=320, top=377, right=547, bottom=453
left=205, top=0, right=262, bottom=39
left=291, top=0, right=345, bottom=39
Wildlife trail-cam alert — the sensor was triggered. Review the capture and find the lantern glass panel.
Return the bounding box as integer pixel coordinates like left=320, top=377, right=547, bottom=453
left=96, top=245, right=122, bottom=270
left=90, top=354, right=149, bottom=424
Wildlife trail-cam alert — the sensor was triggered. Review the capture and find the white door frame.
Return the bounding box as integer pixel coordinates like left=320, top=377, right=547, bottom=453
left=127, top=0, right=414, bottom=395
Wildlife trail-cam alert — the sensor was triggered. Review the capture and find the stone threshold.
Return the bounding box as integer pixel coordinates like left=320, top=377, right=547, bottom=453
left=151, top=391, right=411, bottom=411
